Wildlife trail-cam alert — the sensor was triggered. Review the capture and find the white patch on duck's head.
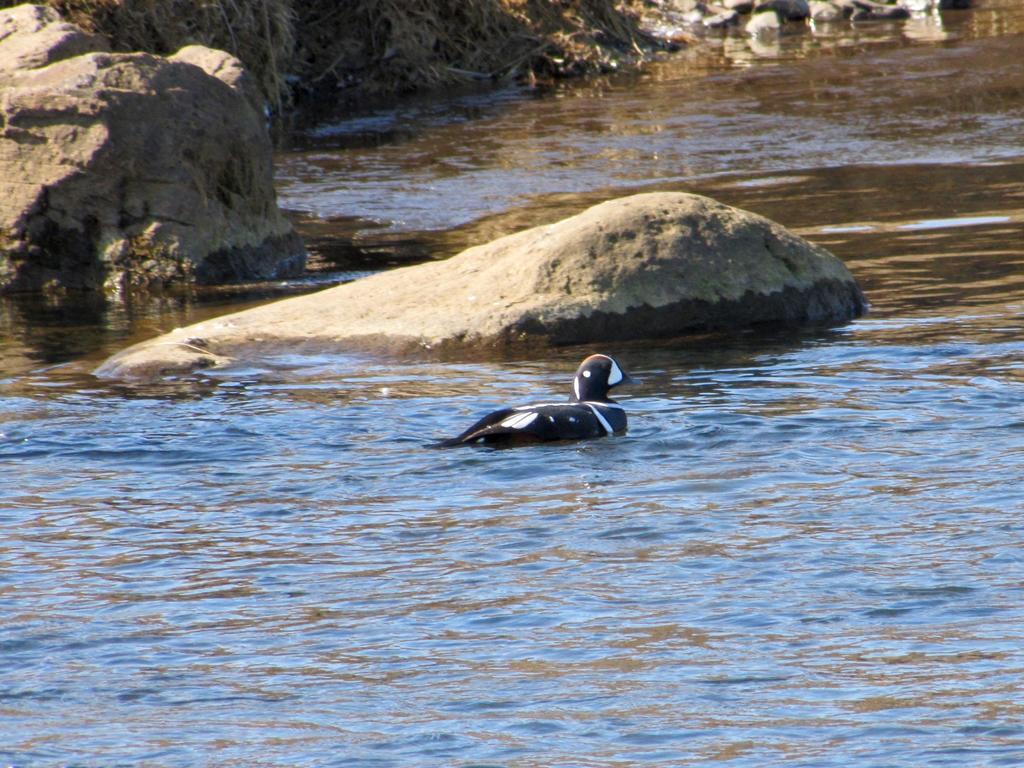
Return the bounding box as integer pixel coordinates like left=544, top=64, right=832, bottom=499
left=573, top=354, right=631, bottom=402
left=607, top=359, right=624, bottom=387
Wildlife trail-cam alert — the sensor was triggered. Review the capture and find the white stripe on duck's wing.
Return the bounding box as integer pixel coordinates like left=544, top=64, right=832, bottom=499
left=585, top=403, right=614, bottom=434
left=500, top=411, right=539, bottom=429
left=584, top=401, right=628, bottom=434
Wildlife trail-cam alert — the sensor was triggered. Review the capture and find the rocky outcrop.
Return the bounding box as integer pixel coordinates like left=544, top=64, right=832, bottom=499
left=0, top=4, right=304, bottom=295
left=663, top=0, right=967, bottom=33
left=0, top=3, right=107, bottom=68
left=843, top=0, right=911, bottom=19
left=96, top=192, right=867, bottom=380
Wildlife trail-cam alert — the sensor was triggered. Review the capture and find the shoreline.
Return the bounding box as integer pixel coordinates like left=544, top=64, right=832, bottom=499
left=11, top=0, right=980, bottom=115
left=11, top=0, right=670, bottom=111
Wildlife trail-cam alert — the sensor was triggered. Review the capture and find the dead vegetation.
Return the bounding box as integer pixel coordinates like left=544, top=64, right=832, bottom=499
left=293, top=0, right=654, bottom=98
left=41, top=0, right=295, bottom=107
left=1, top=0, right=665, bottom=108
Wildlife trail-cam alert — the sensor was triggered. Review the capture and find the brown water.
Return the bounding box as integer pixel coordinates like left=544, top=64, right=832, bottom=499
left=2, top=4, right=1024, bottom=766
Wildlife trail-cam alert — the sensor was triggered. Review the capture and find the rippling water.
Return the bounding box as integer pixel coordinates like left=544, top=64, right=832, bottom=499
left=3, top=5, right=1024, bottom=766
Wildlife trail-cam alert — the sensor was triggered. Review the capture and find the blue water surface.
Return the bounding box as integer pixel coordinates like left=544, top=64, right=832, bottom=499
left=3, top=6, right=1024, bottom=763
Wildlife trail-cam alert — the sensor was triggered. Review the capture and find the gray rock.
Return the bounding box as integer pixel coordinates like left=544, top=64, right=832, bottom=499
left=747, top=8, right=783, bottom=33
left=668, top=0, right=705, bottom=10
left=849, top=0, right=911, bottom=19
left=95, top=192, right=867, bottom=381
left=809, top=1, right=847, bottom=21
left=680, top=8, right=707, bottom=24
left=0, top=5, right=304, bottom=295
left=170, top=44, right=265, bottom=116
left=0, top=4, right=106, bottom=69
left=704, top=8, right=742, bottom=27
left=754, top=0, right=811, bottom=20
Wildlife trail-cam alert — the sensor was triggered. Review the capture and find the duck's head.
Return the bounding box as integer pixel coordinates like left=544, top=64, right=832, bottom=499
left=571, top=354, right=634, bottom=403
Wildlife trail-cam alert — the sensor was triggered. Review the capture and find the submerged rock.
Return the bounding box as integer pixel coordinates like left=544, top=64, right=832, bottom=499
left=0, top=4, right=304, bottom=295
left=96, top=192, right=867, bottom=380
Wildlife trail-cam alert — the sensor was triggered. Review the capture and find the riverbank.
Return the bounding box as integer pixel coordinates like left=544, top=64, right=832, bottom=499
left=5, top=0, right=662, bottom=110
left=2, top=23, right=1024, bottom=761
left=4, top=0, right=980, bottom=113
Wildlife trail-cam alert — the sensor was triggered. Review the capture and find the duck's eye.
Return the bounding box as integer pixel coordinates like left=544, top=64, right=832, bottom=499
left=583, top=370, right=591, bottom=378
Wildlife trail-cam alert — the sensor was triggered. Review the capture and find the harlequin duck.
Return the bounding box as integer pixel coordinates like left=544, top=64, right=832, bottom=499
left=432, top=354, right=634, bottom=447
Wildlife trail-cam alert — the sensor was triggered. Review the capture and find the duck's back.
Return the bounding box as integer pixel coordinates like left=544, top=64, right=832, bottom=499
left=433, top=402, right=625, bottom=447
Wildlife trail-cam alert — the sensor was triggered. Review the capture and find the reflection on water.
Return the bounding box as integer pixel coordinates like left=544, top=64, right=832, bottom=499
left=710, top=0, right=1024, bottom=60
left=275, top=11, right=1024, bottom=240
left=3, top=311, right=1024, bottom=765
left=2, top=3, right=1024, bottom=766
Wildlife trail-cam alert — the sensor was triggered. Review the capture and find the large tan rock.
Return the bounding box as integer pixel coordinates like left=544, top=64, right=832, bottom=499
left=0, top=4, right=107, bottom=69
left=0, top=4, right=304, bottom=294
left=96, top=192, right=867, bottom=380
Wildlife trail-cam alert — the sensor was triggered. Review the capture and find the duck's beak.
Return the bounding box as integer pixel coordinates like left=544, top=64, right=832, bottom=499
left=618, top=371, right=637, bottom=386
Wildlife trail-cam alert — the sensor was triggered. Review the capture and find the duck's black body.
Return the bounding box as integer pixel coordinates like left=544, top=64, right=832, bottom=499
left=433, top=354, right=633, bottom=447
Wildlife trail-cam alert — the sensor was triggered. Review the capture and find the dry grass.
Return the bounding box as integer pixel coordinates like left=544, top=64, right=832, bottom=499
left=295, top=0, right=654, bottom=98
left=293, top=0, right=527, bottom=95
left=1, top=0, right=662, bottom=107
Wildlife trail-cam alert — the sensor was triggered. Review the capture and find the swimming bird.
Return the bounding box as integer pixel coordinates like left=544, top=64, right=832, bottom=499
left=432, top=354, right=634, bottom=447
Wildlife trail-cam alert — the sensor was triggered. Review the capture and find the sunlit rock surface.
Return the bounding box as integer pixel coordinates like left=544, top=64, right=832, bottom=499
left=0, top=4, right=304, bottom=295
left=96, top=192, right=867, bottom=380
